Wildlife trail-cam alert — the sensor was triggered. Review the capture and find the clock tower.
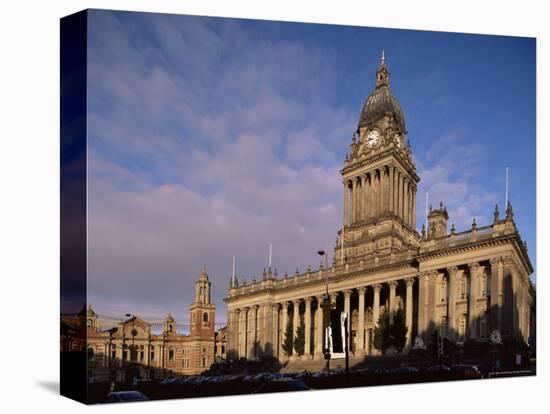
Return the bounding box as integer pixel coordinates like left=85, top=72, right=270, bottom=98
left=189, top=268, right=216, bottom=339
left=335, top=52, right=420, bottom=264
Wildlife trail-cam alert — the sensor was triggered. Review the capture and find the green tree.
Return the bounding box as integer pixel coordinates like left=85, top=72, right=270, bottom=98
left=390, top=308, right=408, bottom=352
left=373, top=309, right=391, bottom=354
left=282, top=319, right=294, bottom=357
left=294, top=316, right=305, bottom=356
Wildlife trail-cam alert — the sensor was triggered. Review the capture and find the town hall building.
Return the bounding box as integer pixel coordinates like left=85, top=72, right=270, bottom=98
left=224, top=53, right=534, bottom=364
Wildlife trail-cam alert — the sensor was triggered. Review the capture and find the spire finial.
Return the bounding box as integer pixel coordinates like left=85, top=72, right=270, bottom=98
left=381, top=49, right=385, bottom=64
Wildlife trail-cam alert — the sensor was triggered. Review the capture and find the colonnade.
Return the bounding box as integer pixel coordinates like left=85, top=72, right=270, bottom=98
left=227, top=257, right=531, bottom=361
left=228, top=276, right=417, bottom=361
left=417, top=258, right=531, bottom=343
left=343, top=165, right=416, bottom=228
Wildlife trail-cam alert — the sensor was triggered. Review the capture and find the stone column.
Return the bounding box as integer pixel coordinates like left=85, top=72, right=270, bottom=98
left=489, top=258, right=502, bottom=333
left=447, top=266, right=458, bottom=340
left=397, top=173, right=403, bottom=221
left=351, top=178, right=358, bottom=224
left=261, top=304, right=270, bottom=357
left=240, top=308, right=247, bottom=358
left=428, top=271, right=438, bottom=334
left=388, top=166, right=395, bottom=215
left=376, top=170, right=382, bottom=217
left=292, top=300, right=301, bottom=358
left=280, top=302, right=289, bottom=358
left=360, top=174, right=367, bottom=221
left=386, top=168, right=392, bottom=214
left=405, top=277, right=415, bottom=348
left=365, top=173, right=372, bottom=220
left=357, top=287, right=366, bottom=354
left=227, top=309, right=235, bottom=358
left=418, top=272, right=428, bottom=340
left=372, top=284, right=381, bottom=327
left=410, top=183, right=414, bottom=226
left=403, top=179, right=409, bottom=226
left=343, top=181, right=349, bottom=227
left=249, top=305, right=258, bottom=359
left=272, top=304, right=279, bottom=357
left=468, top=263, right=480, bottom=339
left=379, top=167, right=386, bottom=214
left=315, top=295, right=324, bottom=358
left=370, top=172, right=376, bottom=220
left=388, top=280, right=398, bottom=324
left=393, top=169, right=399, bottom=217
left=304, top=297, right=312, bottom=359
left=411, top=184, right=416, bottom=229
left=343, top=290, right=351, bottom=352
left=510, top=263, right=519, bottom=339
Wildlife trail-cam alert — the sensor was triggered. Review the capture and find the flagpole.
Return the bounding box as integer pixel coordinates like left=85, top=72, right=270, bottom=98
left=232, top=255, right=236, bottom=287
left=269, top=243, right=272, bottom=268
left=505, top=166, right=509, bottom=206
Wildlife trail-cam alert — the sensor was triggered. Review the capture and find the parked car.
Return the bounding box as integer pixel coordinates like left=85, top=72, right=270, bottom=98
left=450, top=364, right=482, bottom=379
left=160, top=376, right=178, bottom=385
left=252, top=379, right=310, bottom=393
left=391, top=367, right=419, bottom=373
left=100, top=391, right=149, bottom=403
left=426, top=364, right=451, bottom=373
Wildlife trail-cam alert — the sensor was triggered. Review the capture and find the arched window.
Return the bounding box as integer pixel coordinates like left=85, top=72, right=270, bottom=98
left=169, top=324, right=173, bottom=332
left=203, top=312, right=209, bottom=326
left=168, top=349, right=174, bottom=361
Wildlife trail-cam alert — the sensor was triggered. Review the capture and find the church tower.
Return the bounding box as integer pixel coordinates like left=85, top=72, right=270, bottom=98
left=189, top=268, right=216, bottom=339
left=335, top=52, right=420, bottom=264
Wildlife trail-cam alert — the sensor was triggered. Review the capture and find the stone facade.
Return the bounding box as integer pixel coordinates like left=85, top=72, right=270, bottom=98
left=74, top=270, right=223, bottom=381
left=224, top=54, right=534, bottom=362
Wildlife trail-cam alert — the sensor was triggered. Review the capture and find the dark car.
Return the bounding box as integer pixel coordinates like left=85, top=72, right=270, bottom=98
left=450, top=364, right=482, bottom=379
left=100, top=391, right=149, bottom=403
left=252, top=379, right=310, bottom=393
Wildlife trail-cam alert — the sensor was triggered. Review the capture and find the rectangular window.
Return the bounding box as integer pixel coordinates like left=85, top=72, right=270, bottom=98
left=150, top=351, right=155, bottom=360
left=111, top=350, right=116, bottom=360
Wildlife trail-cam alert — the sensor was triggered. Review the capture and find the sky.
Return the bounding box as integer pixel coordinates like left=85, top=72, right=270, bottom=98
left=86, top=9, right=536, bottom=328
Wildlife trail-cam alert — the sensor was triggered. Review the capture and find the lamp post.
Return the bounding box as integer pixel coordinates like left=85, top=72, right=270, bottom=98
left=317, top=250, right=331, bottom=375
left=125, top=313, right=137, bottom=384
left=125, top=313, right=137, bottom=361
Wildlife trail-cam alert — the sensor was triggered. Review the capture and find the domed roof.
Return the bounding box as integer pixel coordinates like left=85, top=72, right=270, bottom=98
left=357, top=52, right=405, bottom=131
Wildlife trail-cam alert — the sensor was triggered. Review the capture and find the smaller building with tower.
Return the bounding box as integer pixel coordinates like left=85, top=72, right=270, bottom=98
left=64, top=269, right=224, bottom=382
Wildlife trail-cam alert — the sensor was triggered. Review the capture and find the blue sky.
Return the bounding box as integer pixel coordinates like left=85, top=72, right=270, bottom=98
left=86, top=10, right=536, bottom=326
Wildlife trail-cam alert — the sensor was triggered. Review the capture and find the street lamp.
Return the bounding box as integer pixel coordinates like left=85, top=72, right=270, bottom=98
left=317, top=250, right=331, bottom=375
left=125, top=314, right=137, bottom=362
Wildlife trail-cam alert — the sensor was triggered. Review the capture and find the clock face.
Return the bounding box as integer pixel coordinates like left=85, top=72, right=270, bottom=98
left=366, top=130, right=380, bottom=147
left=394, top=133, right=402, bottom=148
